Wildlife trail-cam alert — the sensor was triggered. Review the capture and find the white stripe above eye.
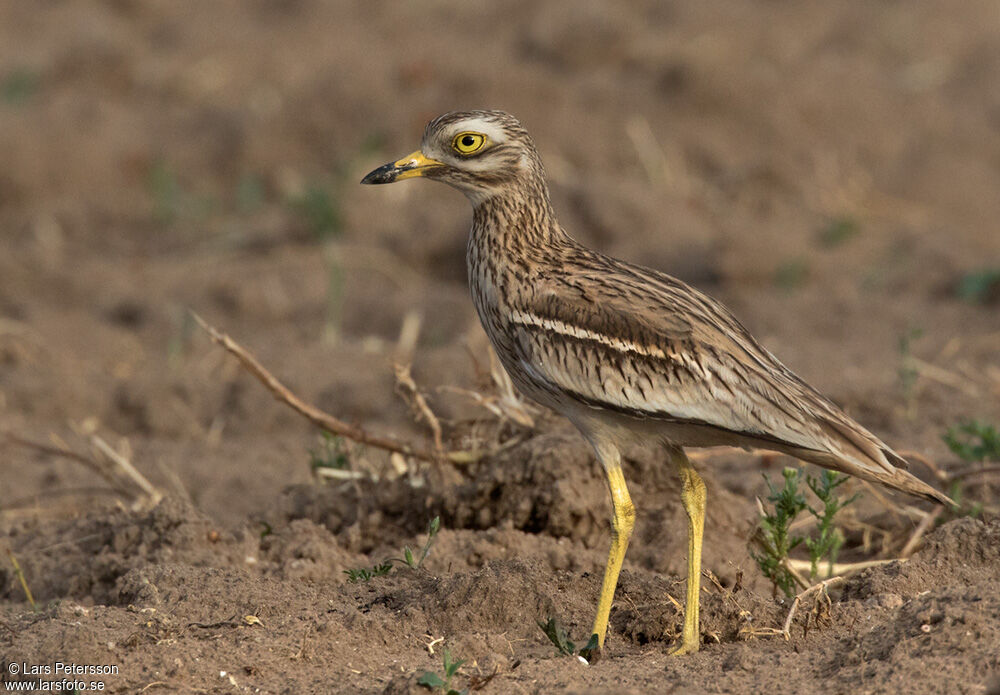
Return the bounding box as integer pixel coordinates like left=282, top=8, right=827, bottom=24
left=509, top=309, right=682, bottom=362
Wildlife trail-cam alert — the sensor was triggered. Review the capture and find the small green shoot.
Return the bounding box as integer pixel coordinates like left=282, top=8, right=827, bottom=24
left=751, top=468, right=808, bottom=597
left=395, top=516, right=441, bottom=570
left=803, top=471, right=859, bottom=579
left=147, top=159, right=213, bottom=224
left=817, top=216, right=859, bottom=248
left=309, top=432, right=350, bottom=473
left=290, top=184, right=342, bottom=241
left=774, top=259, right=810, bottom=293
left=288, top=183, right=344, bottom=340
left=343, top=561, right=393, bottom=583
left=1, top=68, right=39, bottom=105
left=897, top=326, right=923, bottom=416
left=943, top=420, right=1000, bottom=463
left=538, top=616, right=577, bottom=656
left=940, top=419, right=998, bottom=519
left=417, top=649, right=467, bottom=694
left=343, top=517, right=441, bottom=583
left=956, top=268, right=1000, bottom=304
left=235, top=173, right=266, bottom=214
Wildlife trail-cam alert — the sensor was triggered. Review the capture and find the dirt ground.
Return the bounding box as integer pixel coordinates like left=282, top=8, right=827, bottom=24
left=2, top=2, right=1000, bottom=693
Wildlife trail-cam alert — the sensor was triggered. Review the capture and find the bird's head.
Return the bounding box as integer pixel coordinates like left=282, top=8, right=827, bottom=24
left=361, top=110, right=543, bottom=204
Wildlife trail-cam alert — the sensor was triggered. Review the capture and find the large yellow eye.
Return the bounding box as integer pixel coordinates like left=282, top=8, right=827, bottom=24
left=452, top=131, right=487, bottom=155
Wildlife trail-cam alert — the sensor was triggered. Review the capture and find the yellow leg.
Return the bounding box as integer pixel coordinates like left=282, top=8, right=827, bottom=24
left=669, top=446, right=706, bottom=655
left=586, top=444, right=635, bottom=654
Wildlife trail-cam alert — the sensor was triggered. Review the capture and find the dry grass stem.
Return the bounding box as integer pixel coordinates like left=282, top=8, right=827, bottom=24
left=949, top=464, right=1000, bottom=483
left=394, top=362, right=444, bottom=457
left=4, top=547, right=37, bottom=609
left=787, top=557, right=901, bottom=578
left=780, top=575, right=845, bottom=639
left=2, top=430, right=160, bottom=508
left=90, top=434, right=163, bottom=507
left=899, top=506, right=944, bottom=559
left=899, top=449, right=950, bottom=483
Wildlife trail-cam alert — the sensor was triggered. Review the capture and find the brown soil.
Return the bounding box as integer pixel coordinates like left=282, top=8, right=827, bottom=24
left=2, top=2, right=999, bottom=694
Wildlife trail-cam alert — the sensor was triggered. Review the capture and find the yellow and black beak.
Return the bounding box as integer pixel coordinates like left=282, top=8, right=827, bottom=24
left=360, top=150, right=444, bottom=185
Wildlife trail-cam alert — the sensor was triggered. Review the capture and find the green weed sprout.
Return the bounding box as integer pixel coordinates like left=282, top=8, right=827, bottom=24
left=417, top=649, right=466, bottom=694
left=943, top=420, right=1000, bottom=463
left=956, top=268, right=1000, bottom=304
left=751, top=468, right=808, bottom=597
left=309, top=432, right=350, bottom=474
left=343, top=561, right=393, bottom=583
left=752, top=467, right=860, bottom=595
left=537, top=617, right=577, bottom=656
left=395, top=516, right=441, bottom=569
left=537, top=616, right=599, bottom=660
left=803, top=470, right=859, bottom=579
left=897, top=326, right=923, bottom=416
left=940, top=420, right=998, bottom=518
left=343, top=516, right=441, bottom=583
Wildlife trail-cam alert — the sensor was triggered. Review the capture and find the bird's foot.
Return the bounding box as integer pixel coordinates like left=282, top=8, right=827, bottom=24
left=578, top=634, right=602, bottom=663
left=668, top=638, right=700, bottom=656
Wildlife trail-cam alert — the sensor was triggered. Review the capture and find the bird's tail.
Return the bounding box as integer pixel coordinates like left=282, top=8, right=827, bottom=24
left=790, top=413, right=955, bottom=507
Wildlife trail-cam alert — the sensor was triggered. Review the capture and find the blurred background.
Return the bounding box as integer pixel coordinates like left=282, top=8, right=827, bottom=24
left=1, top=0, right=998, bottom=520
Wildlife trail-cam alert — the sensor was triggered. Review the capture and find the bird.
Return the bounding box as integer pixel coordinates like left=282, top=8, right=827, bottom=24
left=361, top=110, right=952, bottom=657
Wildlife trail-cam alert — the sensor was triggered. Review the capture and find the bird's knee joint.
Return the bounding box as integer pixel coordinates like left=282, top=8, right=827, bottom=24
left=613, top=502, right=636, bottom=535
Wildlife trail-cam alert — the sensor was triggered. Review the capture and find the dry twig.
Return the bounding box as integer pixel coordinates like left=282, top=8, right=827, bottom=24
left=193, top=312, right=495, bottom=465
left=2, top=430, right=160, bottom=508
left=780, top=575, right=844, bottom=639
left=394, top=362, right=444, bottom=457
left=899, top=506, right=944, bottom=559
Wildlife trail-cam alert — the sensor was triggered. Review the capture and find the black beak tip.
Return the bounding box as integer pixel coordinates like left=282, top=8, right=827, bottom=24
left=360, top=163, right=396, bottom=185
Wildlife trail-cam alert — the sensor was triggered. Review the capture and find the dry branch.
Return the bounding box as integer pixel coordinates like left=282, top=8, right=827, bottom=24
left=2, top=430, right=161, bottom=508
left=192, top=312, right=479, bottom=464
left=393, top=362, right=444, bottom=457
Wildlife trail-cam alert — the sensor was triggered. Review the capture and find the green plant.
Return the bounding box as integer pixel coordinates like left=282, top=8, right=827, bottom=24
left=897, top=326, right=923, bottom=414
left=287, top=183, right=344, bottom=340
left=342, top=516, right=441, bottom=583
left=943, top=420, right=1000, bottom=463
left=751, top=468, right=808, bottom=597
left=751, top=467, right=861, bottom=596
left=395, top=516, right=441, bottom=569
left=803, top=471, right=858, bottom=579
left=956, top=268, right=1000, bottom=304
left=537, top=616, right=599, bottom=660
left=147, top=159, right=213, bottom=224
left=537, top=616, right=577, bottom=656
left=235, top=173, right=266, bottom=214
left=291, top=184, right=342, bottom=241
left=817, top=216, right=859, bottom=248
left=309, top=432, right=350, bottom=473
left=417, top=649, right=466, bottom=694
left=774, top=259, right=809, bottom=293
left=1, top=68, right=39, bottom=105
left=940, top=420, right=998, bottom=519
left=343, top=561, right=393, bottom=583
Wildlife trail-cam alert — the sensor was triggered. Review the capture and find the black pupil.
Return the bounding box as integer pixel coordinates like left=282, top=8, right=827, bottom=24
left=461, top=135, right=475, bottom=148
